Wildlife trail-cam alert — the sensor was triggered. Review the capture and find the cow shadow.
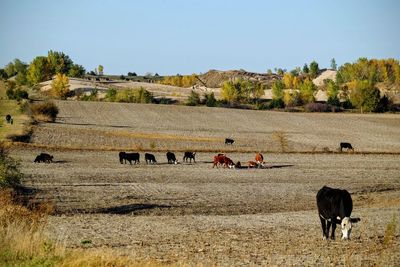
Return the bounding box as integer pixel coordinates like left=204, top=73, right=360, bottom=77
left=235, top=164, right=294, bottom=170
left=96, top=203, right=171, bottom=214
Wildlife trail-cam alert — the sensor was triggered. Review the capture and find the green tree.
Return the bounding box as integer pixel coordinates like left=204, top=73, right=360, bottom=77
left=27, top=56, right=51, bottom=84
left=309, top=61, right=319, bottom=78
left=186, top=90, right=201, bottom=106
left=98, top=65, right=104, bottom=76
left=283, top=90, right=301, bottom=107
left=47, top=50, right=73, bottom=75
left=271, top=80, right=285, bottom=100
left=299, top=78, right=317, bottom=104
left=52, top=73, right=70, bottom=99
left=330, top=58, right=337, bottom=70
left=326, top=80, right=340, bottom=106
left=221, top=81, right=240, bottom=104
left=4, top=62, right=16, bottom=77
left=302, top=64, right=309, bottom=74
left=68, top=64, right=86, bottom=78
left=349, top=80, right=381, bottom=113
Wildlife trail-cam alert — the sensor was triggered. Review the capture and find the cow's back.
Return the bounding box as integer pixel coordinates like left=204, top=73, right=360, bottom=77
left=317, top=186, right=353, bottom=219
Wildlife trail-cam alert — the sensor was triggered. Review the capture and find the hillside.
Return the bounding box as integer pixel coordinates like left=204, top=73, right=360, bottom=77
left=199, top=69, right=281, bottom=88
left=28, top=100, right=400, bottom=153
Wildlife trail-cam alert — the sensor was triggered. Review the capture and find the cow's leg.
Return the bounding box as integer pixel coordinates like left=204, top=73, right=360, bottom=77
left=326, top=220, right=332, bottom=239
left=320, top=217, right=327, bottom=239
left=330, top=223, right=336, bottom=240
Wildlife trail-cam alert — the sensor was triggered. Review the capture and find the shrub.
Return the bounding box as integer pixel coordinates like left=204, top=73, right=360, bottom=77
left=115, top=88, right=153, bottom=103
left=283, top=90, right=301, bottom=107
left=30, top=101, right=59, bottom=122
left=105, top=88, right=117, bottom=102
left=349, top=81, right=381, bottom=112
left=186, top=90, right=201, bottom=106
left=0, top=143, right=22, bottom=188
left=268, top=98, right=285, bottom=109
left=204, top=92, right=217, bottom=107
left=304, top=102, right=336, bottom=112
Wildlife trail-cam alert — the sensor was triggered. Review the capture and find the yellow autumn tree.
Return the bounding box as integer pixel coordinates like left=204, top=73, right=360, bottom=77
left=52, top=73, right=70, bottom=99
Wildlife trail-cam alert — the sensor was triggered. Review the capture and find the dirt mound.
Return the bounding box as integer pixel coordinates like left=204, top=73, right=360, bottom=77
left=312, top=69, right=337, bottom=87
left=199, top=70, right=281, bottom=88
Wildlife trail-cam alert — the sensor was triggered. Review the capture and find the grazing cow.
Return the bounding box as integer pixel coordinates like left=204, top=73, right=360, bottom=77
left=183, top=152, right=196, bottom=163
left=340, top=142, right=354, bottom=152
left=5, top=114, right=12, bottom=124
left=317, top=186, right=360, bottom=240
left=213, top=154, right=235, bottom=168
left=166, top=151, right=178, bottom=164
left=145, top=153, right=157, bottom=164
left=119, top=152, right=140, bottom=164
left=247, top=161, right=259, bottom=168
left=255, top=153, right=264, bottom=166
left=34, top=153, right=53, bottom=163
left=225, top=138, right=235, bottom=145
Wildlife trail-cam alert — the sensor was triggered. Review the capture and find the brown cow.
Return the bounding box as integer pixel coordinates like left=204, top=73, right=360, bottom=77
left=247, top=161, right=259, bottom=168
left=213, top=154, right=235, bottom=168
left=255, top=153, right=264, bottom=166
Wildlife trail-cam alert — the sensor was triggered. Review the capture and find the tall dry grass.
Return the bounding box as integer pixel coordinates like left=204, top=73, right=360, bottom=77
left=0, top=189, right=177, bottom=266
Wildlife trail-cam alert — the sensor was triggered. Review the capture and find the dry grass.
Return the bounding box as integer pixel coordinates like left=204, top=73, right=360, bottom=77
left=0, top=189, right=181, bottom=266
left=0, top=100, right=31, bottom=141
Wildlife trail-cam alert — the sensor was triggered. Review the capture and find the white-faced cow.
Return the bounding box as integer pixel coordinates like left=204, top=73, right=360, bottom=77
left=166, top=151, right=178, bottom=164
left=145, top=153, right=157, bottom=164
left=340, top=142, right=354, bottom=152
left=119, top=152, right=140, bottom=164
left=225, top=138, right=235, bottom=145
left=316, top=186, right=360, bottom=240
left=183, top=152, right=196, bottom=163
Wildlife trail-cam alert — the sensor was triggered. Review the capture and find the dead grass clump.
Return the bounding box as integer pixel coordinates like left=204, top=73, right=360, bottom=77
left=272, top=131, right=289, bottom=152
left=383, top=214, right=397, bottom=246
left=30, top=101, right=59, bottom=122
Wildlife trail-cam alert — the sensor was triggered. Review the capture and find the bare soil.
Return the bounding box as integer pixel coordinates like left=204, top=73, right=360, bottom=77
left=10, top=101, right=400, bottom=266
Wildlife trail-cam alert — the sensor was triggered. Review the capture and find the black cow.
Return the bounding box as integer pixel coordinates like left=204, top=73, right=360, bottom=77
left=183, top=152, right=196, bottom=163
left=340, top=142, right=354, bottom=152
left=119, top=152, right=140, bottom=164
left=166, top=151, right=178, bottom=164
left=316, top=186, right=360, bottom=240
left=5, top=114, right=12, bottom=124
left=34, top=153, right=53, bottom=163
left=225, top=138, right=235, bottom=145
left=145, top=153, right=157, bottom=164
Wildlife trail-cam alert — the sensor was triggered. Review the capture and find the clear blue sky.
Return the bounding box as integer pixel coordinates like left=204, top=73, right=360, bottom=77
left=0, top=0, right=399, bottom=75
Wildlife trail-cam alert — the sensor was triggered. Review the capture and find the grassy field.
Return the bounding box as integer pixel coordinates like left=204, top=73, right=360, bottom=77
left=7, top=100, right=400, bottom=266
left=0, top=100, right=30, bottom=141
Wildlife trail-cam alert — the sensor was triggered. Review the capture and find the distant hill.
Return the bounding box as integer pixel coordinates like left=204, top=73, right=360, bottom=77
left=199, top=69, right=281, bottom=88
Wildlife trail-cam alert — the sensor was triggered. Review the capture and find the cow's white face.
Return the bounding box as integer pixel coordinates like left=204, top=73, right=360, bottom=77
left=174, top=160, right=178, bottom=165
left=341, top=217, right=352, bottom=240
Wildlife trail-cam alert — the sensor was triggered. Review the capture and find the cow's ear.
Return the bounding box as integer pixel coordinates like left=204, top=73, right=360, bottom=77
left=351, top=217, right=361, bottom=223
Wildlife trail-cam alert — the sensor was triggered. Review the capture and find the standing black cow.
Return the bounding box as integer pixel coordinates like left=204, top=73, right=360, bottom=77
left=145, top=153, right=157, bottom=164
left=34, top=153, right=53, bottom=163
left=166, top=151, right=178, bottom=164
left=225, top=138, right=235, bottom=145
left=340, top=142, right=354, bottom=152
left=183, top=152, right=196, bottom=163
left=316, top=186, right=360, bottom=240
left=5, top=114, right=12, bottom=124
left=119, top=152, right=140, bottom=164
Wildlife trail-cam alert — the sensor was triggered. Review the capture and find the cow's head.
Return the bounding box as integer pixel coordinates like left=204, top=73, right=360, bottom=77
left=174, top=160, right=179, bottom=165
left=340, top=217, right=361, bottom=240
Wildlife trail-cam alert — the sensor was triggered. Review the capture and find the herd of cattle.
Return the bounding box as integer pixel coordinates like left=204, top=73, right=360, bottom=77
left=117, top=151, right=266, bottom=169
left=31, top=139, right=360, bottom=240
